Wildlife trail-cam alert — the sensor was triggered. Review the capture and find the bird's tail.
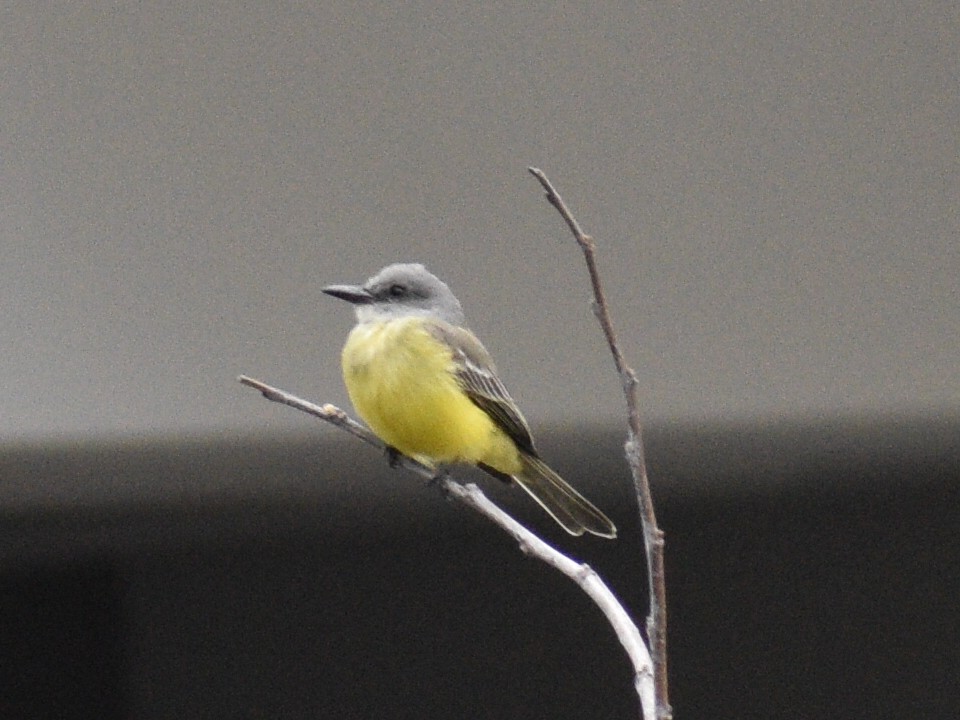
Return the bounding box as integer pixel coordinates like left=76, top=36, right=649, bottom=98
left=512, top=454, right=617, bottom=539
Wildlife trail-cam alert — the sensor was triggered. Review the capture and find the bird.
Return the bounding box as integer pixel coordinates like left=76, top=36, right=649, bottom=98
left=322, top=263, right=616, bottom=538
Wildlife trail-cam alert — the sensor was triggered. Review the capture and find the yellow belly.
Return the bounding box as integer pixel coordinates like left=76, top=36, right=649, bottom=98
left=340, top=317, right=521, bottom=473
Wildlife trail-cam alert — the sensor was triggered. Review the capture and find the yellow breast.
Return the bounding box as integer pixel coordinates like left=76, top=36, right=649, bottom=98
left=340, top=317, right=520, bottom=472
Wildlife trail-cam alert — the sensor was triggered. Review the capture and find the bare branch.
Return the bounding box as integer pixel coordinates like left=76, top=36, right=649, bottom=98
left=527, top=168, right=671, bottom=720
left=238, top=375, right=431, bottom=474
left=239, top=167, right=666, bottom=719
left=238, top=374, right=656, bottom=718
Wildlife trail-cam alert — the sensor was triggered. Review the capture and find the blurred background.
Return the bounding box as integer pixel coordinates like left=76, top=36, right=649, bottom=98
left=2, top=2, right=958, bottom=718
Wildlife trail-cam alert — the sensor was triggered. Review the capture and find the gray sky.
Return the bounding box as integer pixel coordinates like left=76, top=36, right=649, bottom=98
left=2, top=2, right=958, bottom=442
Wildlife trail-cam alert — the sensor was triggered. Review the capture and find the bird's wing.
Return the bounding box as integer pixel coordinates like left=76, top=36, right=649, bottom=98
left=425, top=321, right=537, bottom=455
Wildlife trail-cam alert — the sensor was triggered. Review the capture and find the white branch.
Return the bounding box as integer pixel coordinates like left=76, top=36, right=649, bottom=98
left=238, top=375, right=656, bottom=720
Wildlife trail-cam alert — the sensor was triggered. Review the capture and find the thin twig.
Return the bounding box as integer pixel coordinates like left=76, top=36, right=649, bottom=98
left=238, top=374, right=656, bottom=718
left=527, top=168, right=671, bottom=720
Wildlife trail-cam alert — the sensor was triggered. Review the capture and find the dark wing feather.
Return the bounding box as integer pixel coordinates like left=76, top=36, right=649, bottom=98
left=425, top=321, right=537, bottom=455
left=425, top=321, right=618, bottom=538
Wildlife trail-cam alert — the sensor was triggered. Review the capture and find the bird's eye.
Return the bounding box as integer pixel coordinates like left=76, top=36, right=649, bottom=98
left=388, top=284, right=406, bottom=298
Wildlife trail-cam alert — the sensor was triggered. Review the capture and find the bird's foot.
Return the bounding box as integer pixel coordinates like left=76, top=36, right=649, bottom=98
left=428, top=469, right=452, bottom=495
left=383, top=445, right=403, bottom=468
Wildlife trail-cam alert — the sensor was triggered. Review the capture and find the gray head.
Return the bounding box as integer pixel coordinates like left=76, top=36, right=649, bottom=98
left=322, top=263, right=466, bottom=325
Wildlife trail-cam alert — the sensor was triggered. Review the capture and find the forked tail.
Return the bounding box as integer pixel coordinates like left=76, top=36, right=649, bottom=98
left=512, top=454, right=617, bottom=538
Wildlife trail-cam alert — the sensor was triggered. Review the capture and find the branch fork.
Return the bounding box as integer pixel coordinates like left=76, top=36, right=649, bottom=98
left=241, top=168, right=669, bottom=720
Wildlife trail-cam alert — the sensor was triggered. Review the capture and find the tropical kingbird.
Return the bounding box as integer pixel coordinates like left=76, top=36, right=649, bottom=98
left=322, top=263, right=616, bottom=539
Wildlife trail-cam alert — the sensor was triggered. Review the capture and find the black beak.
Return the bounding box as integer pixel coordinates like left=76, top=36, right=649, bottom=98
left=322, top=283, right=373, bottom=305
